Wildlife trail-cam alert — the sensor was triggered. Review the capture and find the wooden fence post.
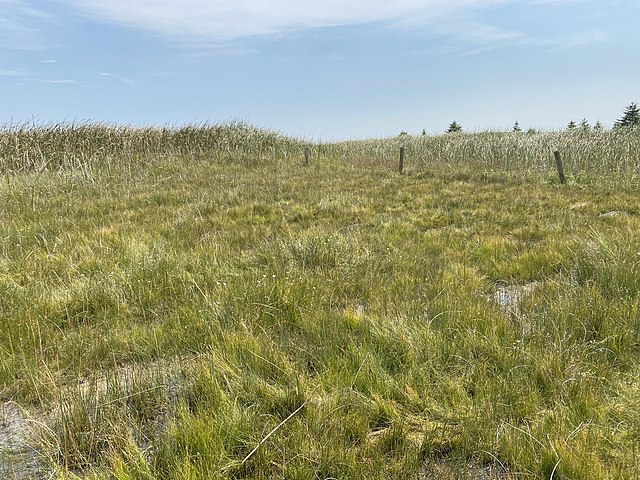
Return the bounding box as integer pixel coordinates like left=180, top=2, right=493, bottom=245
left=304, top=146, right=309, bottom=166
left=399, top=147, right=405, bottom=174
left=554, top=150, right=566, bottom=184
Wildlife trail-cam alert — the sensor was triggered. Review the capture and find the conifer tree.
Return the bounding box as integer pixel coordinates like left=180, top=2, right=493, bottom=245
left=567, top=120, right=577, bottom=130
left=593, top=120, right=604, bottom=132
left=512, top=121, right=521, bottom=132
left=446, top=121, right=462, bottom=133
left=614, top=102, right=640, bottom=128
left=579, top=118, right=590, bottom=132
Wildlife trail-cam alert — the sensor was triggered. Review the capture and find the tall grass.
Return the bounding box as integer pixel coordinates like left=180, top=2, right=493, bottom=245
left=1, top=122, right=639, bottom=185
left=317, top=129, right=640, bottom=183
left=0, top=122, right=302, bottom=173
left=1, top=122, right=640, bottom=478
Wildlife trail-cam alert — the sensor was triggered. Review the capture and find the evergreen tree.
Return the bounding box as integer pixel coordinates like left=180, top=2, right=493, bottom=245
left=446, top=121, right=462, bottom=133
left=512, top=121, right=521, bottom=133
left=593, top=120, right=604, bottom=132
left=579, top=118, right=590, bottom=132
left=567, top=120, right=577, bottom=130
left=421, top=128, right=427, bottom=136
left=614, top=102, right=640, bottom=128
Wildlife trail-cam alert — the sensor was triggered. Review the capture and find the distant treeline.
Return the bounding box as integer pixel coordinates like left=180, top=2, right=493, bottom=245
left=438, top=102, right=640, bottom=134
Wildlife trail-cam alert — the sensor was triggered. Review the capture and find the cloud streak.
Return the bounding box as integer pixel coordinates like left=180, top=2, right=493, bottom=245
left=429, top=23, right=607, bottom=56
left=99, top=71, right=136, bottom=85
left=44, top=79, right=79, bottom=84
left=0, top=0, right=56, bottom=50
left=57, top=0, right=505, bottom=41
left=0, top=68, right=30, bottom=77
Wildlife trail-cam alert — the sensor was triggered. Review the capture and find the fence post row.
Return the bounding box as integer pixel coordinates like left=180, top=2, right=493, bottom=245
left=303, top=145, right=567, bottom=182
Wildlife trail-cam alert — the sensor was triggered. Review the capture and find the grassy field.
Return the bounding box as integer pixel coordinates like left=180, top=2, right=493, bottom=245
left=1, top=125, right=639, bottom=479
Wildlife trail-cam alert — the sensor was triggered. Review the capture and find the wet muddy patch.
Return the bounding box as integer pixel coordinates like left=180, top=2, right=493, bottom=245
left=489, top=282, right=537, bottom=319
left=1, top=402, right=41, bottom=479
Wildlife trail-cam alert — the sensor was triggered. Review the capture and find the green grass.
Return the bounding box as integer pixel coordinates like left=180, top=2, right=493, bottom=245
left=1, top=125, right=639, bottom=478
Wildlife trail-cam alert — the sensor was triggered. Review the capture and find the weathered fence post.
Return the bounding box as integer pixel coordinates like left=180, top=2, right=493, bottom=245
left=399, top=147, right=405, bottom=174
left=304, top=146, right=309, bottom=166
left=554, top=150, right=566, bottom=184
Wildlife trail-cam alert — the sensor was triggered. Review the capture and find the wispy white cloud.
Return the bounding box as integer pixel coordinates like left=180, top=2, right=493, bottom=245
left=0, top=0, right=57, bottom=50
left=185, top=44, right=260, bottom=57
left=44, top=79, right=80, bottom=84
left=98, top=71, right=136, bottom=85
left=540, top=29, right=607, bottom=50
left=57, top=0, right=506, bottom=41
left=0, top=67, right=30, bottom=77
left=410, top=21, right=607, bottom=56
left=32, top=78, right=95, bottom=88
left=1, top=0, right=618, bottom=55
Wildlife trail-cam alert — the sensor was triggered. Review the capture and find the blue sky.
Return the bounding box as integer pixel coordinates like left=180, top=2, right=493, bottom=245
left=1, top=0, right=638, bottom=139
